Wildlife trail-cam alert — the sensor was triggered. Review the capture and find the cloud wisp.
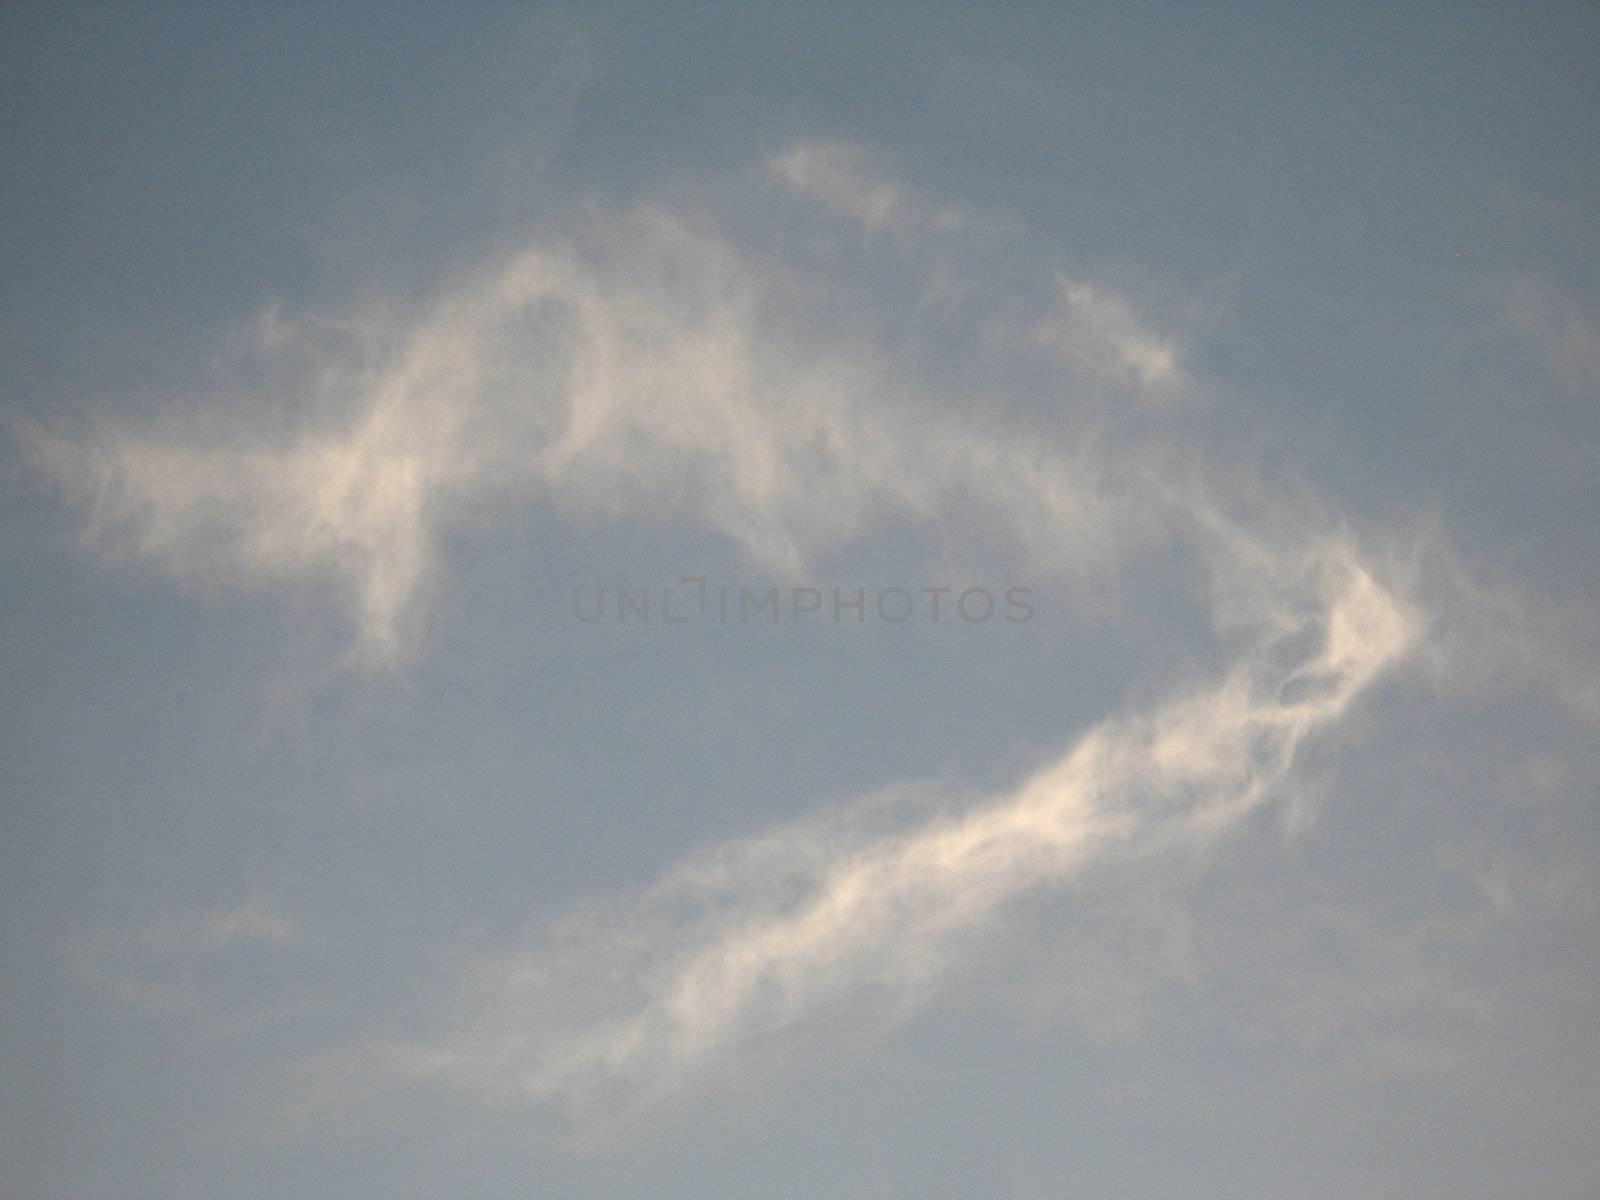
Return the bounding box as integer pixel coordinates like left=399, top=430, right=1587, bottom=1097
left=16, top=146, right=1192, bottom=664
left=346, top=539, right=1415, bottom=1113
left=768, top=140, right=969, bottom=236
left=24, top=144, right=1445, bottom=1119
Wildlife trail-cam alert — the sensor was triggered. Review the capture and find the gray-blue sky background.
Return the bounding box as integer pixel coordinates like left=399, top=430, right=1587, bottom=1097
left=3, top=5, right=1598, bottom=1198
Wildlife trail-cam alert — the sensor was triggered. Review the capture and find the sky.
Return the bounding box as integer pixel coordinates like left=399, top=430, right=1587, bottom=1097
left=2, top=4, right=1598, bottom=1198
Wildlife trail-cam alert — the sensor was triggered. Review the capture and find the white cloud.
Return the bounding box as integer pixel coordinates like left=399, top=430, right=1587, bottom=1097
left=70, top=893, right=321, bottom=1031
left=88, top=891, right=308, bottom=960
left=1504, top=278, right=1600, bottom=387
left=309, top=539, right=1417, bottom=1113
left=768, top=140, right=967, bottom=235
left=24, top=144, right=1497, bottom=1122
left=1033, top=274, right=1183, bottom=389
left=19, top=189, right=1166, bottom=664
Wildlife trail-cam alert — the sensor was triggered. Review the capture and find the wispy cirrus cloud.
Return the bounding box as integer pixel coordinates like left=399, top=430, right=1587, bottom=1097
left=16, top=158, right=1170, bottom=664
left=94, top=890, right=308, bottom=959
left=70, top=892, right=326, bottom=1033
left=24, top=143, right=1540, bottom=1126
left=768, top=140, right=968, bottom=236
left=1504, top=277, right=1600, bottom=388
left=320, top=540, right=1415, bottom=1113
left=1033, top=274, right=1184, bottom=390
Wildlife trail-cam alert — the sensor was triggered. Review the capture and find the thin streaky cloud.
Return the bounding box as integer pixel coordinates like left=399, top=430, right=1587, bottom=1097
left=18, top=168, right=1156, bottom=662
left=324, top=539, right=1414, bottom=1113
left=18, top=143, right=1557, bottom=1132
left=768, top=140, right=968, bottom=235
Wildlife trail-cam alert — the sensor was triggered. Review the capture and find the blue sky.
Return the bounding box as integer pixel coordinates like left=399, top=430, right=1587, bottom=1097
left=3, top=5, right=1599, bottom=1198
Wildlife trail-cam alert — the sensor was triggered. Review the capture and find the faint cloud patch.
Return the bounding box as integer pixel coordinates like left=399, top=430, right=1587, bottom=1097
left=71, top=892, right=331, bottom=1034
left=769, top=140, right=967, bottom=236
